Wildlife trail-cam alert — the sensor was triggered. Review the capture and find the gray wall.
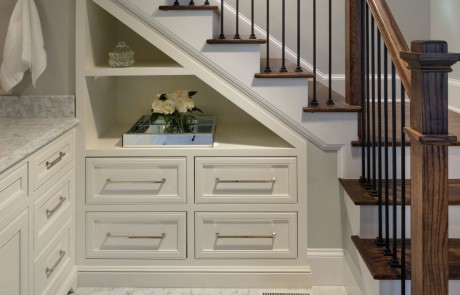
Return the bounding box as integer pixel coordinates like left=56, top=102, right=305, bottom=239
left=431, top=0, right=460, bottom=80
left=0, top=0, right=75, bottom=95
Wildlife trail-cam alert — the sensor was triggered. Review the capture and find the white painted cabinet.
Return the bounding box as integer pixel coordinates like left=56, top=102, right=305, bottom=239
left=76, top=0, right=310, bottom=289
left=0, top=129, right=76, bottom=295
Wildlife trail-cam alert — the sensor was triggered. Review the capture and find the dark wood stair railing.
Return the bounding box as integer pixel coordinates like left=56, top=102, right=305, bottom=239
left=346, top=0, right=460, bottom=293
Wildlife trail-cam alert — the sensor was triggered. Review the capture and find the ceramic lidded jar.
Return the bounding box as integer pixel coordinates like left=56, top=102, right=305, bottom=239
left=108, top=42, right=135, bottom=67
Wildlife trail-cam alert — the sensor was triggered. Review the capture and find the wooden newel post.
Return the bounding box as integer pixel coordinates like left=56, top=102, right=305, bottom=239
left=401, top=41, right=460, bottom=295
left=345, top=0, right=363, bottom=107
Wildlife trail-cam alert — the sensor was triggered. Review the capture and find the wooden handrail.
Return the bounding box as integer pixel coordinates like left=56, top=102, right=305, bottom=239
left=367, top=0, right=411, bottom=96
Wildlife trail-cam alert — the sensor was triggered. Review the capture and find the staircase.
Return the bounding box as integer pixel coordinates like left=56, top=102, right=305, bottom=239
left=85, top=0, right=460, bottom=294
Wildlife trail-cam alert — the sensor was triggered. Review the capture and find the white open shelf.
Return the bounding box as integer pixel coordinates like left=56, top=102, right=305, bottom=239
left=85, top=61, right=193, bottom=76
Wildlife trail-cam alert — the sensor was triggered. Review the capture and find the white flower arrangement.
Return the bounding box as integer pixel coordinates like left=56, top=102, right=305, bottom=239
left=150, top=90, right=202, bottom=133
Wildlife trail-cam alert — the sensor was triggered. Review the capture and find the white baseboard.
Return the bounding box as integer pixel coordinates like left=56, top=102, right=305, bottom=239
left=77, top=266, right=312, bottom=289
left=307, top=248, right=346, bottom=286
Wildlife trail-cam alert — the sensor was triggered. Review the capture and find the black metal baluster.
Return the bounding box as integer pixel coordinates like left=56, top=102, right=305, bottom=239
left=189, top=0, right=195, bottom=5
left=295, top=0, right=302, bottom=72
left=390, top=62, right=400, bottom=267
left=311, top=0, right=318, bottom=105
left=173, top=0, right=179, bottom=6
left=370, top=17, right=377, bottom=194
left=264, top=0, right=271, bottom=73
left=400, top=83, right=407, bottom=294
left=280, top=0, right=287, bottom=72
left=365, top=3, right=371, bottom=189
left=234, top=0, right=240, bottom=39
left=360, top=0, right=366, bottom=184
left=382, top=45, right=392, bottom=256
left=219, top=0, right=225, bottom=39
left=204, top=0, right=210, bottom=5
left=326, top=0, right=334, bottom=105
left=250, top=0, right=256, bottom=39
left=375, top=31, right=385, bottom=246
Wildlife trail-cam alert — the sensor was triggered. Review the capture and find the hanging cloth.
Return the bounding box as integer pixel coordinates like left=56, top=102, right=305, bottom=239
left=0, top=0, right=47, bottom=92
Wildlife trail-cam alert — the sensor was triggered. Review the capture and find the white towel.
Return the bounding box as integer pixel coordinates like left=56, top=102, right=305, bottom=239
left=0, top=0, right=47, bottom=92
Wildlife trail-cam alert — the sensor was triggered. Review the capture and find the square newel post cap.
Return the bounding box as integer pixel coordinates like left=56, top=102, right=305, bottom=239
left=400, top=40, right=460, bottom=71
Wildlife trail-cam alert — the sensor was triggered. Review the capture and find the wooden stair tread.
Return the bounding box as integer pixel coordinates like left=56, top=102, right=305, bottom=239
left=255, top=59, right=314, bottom=79
left=351, top=104, right=460, bottom=146
left=352, top=236, right=460, bottom=280
left=206, top=38, right=266, bottom=45
left=339, top=178, right=460, bottom=205
left=159, top=5, right=219, bottom=11
left=304, top=81, right=361, bottom=112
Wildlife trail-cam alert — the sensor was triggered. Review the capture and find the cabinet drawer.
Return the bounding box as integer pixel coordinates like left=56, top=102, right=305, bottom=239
left=86, top=212, right=186, bottom=259
left=195, top=212, right=297, bottom=259
left=31, top=131, right=74, bottom=191
left=195, top=157, right=297, bottom=204
left=0, top=163, right=28, bottom=218
left=34, top=218, right=72, bottom=295
left=34, top=171, right=74, bottom=250
left=86, top=158, right=186, bottom=204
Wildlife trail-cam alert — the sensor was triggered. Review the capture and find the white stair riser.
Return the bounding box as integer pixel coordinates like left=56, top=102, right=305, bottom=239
left=358, top=205, right=460, bottom=239
left=346, top=146, right=460, bottom=179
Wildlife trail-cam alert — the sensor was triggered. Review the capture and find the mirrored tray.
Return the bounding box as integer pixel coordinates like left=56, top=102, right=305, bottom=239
left=122, top=115, right=215, bottom=147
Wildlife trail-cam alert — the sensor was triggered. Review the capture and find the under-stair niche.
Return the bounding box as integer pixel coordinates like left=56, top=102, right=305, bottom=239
left=76, top=0, right=311, bottom=290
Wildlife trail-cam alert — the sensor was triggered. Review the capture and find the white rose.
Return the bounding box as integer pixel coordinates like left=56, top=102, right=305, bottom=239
left=183, top=97, right=195, bottom=110
left=175, top=97, right=188, bottom=113
left=165, top=92, right=178, bottom=100
left=152, top=98, right=165, bottom=114
left=161, top=99, right=176, bottom=114
left=176, top=90, right=188, bottom=98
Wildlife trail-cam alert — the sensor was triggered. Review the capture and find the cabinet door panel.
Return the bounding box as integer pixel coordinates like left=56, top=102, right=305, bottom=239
left=31, top=131, right=74, bottom=191
left=195, top=212, right=297, bottom=259
left=86, top=212, right=186, bottom=259
left=0, top=209, right=28, bottom=295
left=86, top=158, right=186, bottom=204
left=0, top=164, right=27, bottom=218
left=195, top=157, right=297, bottom=204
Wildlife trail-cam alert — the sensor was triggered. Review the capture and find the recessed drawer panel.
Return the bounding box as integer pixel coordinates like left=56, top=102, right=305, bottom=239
left=195, top=212, right=297, bottom=259
left=86, top=212, right=186, bottom=259
left=31, top=131, right=74, bottom=191
left=0, top=163, right=27, bottom=218
left=86, top=158, right=186, bottom=204
left=34, top=218, right=72, bottom=295
left=195, top=157, right=297, bottom=204
left=34, top=171, right=74, bottom=250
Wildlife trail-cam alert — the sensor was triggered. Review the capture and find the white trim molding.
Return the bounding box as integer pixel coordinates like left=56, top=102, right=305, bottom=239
left=449, top=78, right=460, bottom=114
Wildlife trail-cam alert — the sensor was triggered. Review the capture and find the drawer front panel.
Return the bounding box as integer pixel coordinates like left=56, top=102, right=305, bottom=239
left=0, top=164, right=27, bottom=218
left=31, top=131, right=74, bottom=191
left=195, top=212, right=297, bottom=259
left=195, top=157, right=297, bottom=204
left=34, top=171, right=74, bottom=250
left=34, top=218, right=72, bottom=295
left=86, top=158, right=186, bottom=204
left=86, top=212, right=186, bottom=259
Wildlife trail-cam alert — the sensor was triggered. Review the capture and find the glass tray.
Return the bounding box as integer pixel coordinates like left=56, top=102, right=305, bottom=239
left=122, top=115, right=215, bottom=147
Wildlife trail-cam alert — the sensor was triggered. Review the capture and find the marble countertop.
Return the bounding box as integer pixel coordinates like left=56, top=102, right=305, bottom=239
left=0, top=118, right=79, bottom=174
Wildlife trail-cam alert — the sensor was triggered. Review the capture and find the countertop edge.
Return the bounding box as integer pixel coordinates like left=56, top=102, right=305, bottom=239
left=0, top=118, right=79, bottom=175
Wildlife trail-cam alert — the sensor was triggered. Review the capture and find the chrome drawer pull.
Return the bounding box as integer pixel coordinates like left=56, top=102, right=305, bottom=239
left=46, top=196, right=66, bottom=219
left=216, top=232, right=276, bottom=239
left=106, top=178, right=166, bottom=184
left=45, top=250, right=66, bottom=278
left=215, top=178, right=276, bottom=184
left=106, top=232, right=166, bottom=239
left=45, top=152, right=66, bottom=170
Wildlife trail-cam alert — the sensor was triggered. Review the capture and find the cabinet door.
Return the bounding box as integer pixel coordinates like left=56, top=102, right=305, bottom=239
left=0, top=208, right=29, bottom=295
